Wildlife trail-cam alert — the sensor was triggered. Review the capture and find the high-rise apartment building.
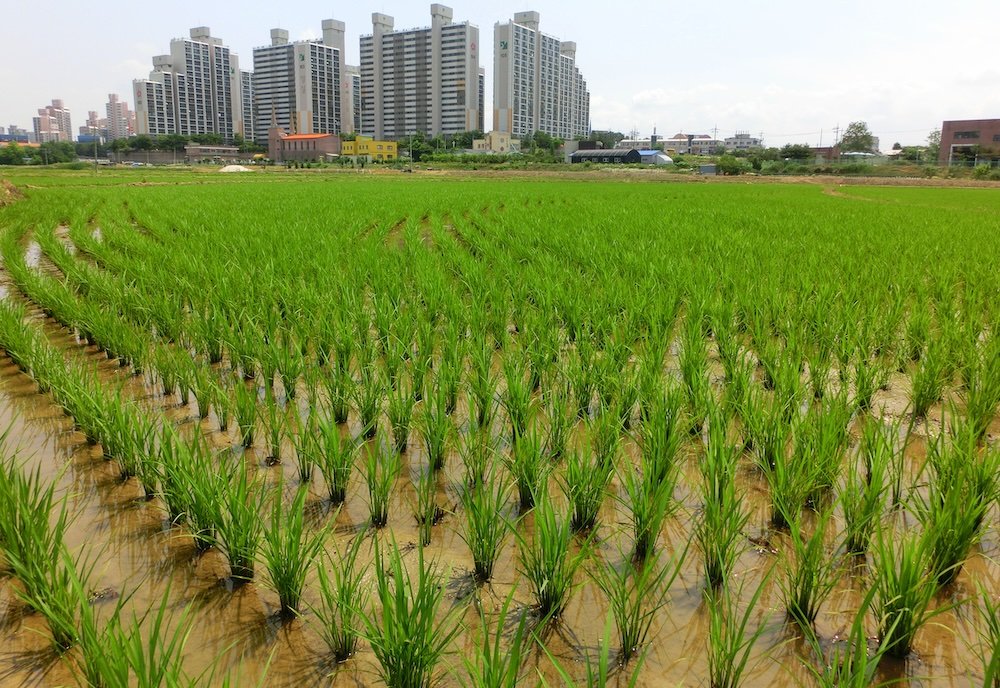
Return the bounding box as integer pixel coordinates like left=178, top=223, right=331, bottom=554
left=343, top=65, right=362, bottom=134
left=360, top=4, right=481, bottom=138
left=252, top=21, right=345, bottom=142
left=105, top=93, right=135, bottom=140
left=133, top=27, right=246, bottom=141
left=79, top=111, right=105, bottom=139
left=33, top=99, right=73, bottom=143
left=240, top=71, right=255, bottom=141
left=493, top=12, right=590, bottom=139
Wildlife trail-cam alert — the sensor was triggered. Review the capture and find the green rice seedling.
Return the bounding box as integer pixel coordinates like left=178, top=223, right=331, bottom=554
left=120, top=586, right=195, bottom=687
left=323, top=366, right=352, bottom=425
left=542, top=376, right=572, bottom=461
left=916, top=426, right=998, bottom=587
left=589, top=550, right=682, bottom=664
left=365, top=436, right=400, bottom=528
left=563, top=439, right=613, bottom=533
left=459, top=425, right=493, bottom=489
left=311, top=534, right=369, bottom=662
left=620, top=456, right=676, bottom=563
left=505, top=424, right=548, bottom=510
left=704, top=572, right=771, bottom=688
left=780, top=506, right=840, bottom=631
left=569, top=346, right=596, bottom=419
left=808, top=345, right=834, bottom=401
left=17, top=542, right=83, bottom=653
left=638, top=383, right=684, bottom=486
left=155, top=347, right=179, bottom=397
left=503, top=354, right=533, bottom=441
left=387, top=376, right=416, bottom=453
left=517, top=494, right=586, bottom=619
left=961, top=344, right=1000, bottom=444
left=911, top=339, right=948, bottom=419
left=460, top=472, right=512, bottom=583
left=74, top=577, right=130, bottom=688
left=354, top=363, right=383, bottom=439
left=192, top=365, right=213, bottom=419
left=590, top=411, right=621, bottom=471
left=214, top=378, right=232, bottom=432
left=841, top=429, right=890, bottom=556
left=871, top=530, right=946, bottom=659
left=539, top=614, right=646, bottom=688
left=362, top=539, right=463, bottom=688
left=696, top=418, right=747, bottom=588
left=413, top=467, right=442, bottom=546
left=467, top=356, right=500, bottom=434
left=679, top=313, right=711, bottom=430
left=275, top=341, right=304, bottom=400
left=233, top=379, right=258, bottom=448
left=852, top=354, right=886, bottom=414
left=904, top=301, right=931, bottom=364
left=263, top=392, right=286, bottom=464
left=410, top=351, right=431, bottom=404
left=461, top=588, right=527, bottom=688
left=291, top=414, right=317, bottom=482
left=175, top=433, right=220, bottom=553
left=215, top=462, right=266, bottom=584
left=800, top=585, right=895, bottom=688
left=419, top=386, right=453, bottom=472
left=317, top=415, right=356, bottom=504
left=260, top=485, right=331, bottom=619
left=976, top=586, right=999, bottom=688
left=793, top=392, right=852, bottom=506
left=156, top=428, right=191, bottom=524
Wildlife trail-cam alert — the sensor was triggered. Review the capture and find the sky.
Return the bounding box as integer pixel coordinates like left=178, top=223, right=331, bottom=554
left=3, top=0, right=999, bottom=148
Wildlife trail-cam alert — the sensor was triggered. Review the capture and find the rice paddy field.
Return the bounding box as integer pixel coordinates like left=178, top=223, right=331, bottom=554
left=0, top=170, right=998, bottom=687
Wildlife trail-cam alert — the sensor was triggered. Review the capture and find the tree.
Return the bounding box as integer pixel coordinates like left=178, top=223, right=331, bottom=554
left=839, top=121, right=875, bottom=153
left=130, top=135, right=154, bottom=151
left=587, top=130, right=625, bottom=150
left=780, top=143, right=813, bottom=161
left=926, top=129, right=941, bottom=162
left=892, top=142, right=902, bottom=150
left=39, top=141, right=77, bottom=163
left=0, top=142, right=26, bottom=165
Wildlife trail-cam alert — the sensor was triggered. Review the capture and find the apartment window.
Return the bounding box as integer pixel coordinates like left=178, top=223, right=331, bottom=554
left=993, top=134, right=1000, bottom=142
left=954, top=130, right=980, bottom=140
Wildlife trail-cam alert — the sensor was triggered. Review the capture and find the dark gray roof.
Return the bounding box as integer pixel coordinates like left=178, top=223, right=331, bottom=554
left=570, top=149, right=640, bottom=158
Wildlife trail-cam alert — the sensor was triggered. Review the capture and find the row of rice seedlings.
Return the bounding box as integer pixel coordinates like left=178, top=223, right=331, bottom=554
left=260, top=485, right=331, bottom=619
left=317, top=414, right=357, bottom=504
left=589, top=549, right=682, bottom=664
left=362, top=540, right=463, bottom=688
left=421, top=385, right=453, bottom=472
left=563, top=437, right=614, bottom=533
left=517, top=495, right=587, bottom=620
left=461, top=589, right=528, bottom=688
left=412, top=467, right=443, bottom=546
left=460, top=471, right=512, bottom=582
left=311, top=534, right=369, bottom=663
left=779, top=505, right=840, bottom=631
left=978, top=588, right=999, bottom=688
left=366, top=437, right=401, bottom=528
left=215, top=461, right=266, bottom=584
left=705, top=573, right=771, bottom=688
left=840, top=423, right=892, bottom=555
left=696, top=411, right=748, bottom=589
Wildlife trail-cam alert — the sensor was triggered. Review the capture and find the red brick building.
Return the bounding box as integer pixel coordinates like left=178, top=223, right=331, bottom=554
left=268, top=129, right=342, bottom=163
left=939, top=119, right=1000, bottom=165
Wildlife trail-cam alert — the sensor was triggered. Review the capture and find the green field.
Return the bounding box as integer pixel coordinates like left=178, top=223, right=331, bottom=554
left=0, top=170, right=997, bottom=687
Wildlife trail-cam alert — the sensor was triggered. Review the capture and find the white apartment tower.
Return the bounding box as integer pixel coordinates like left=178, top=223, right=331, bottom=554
left=105, top=93, right=135, bottom=140
left=494, top=12, right=590, bottom=139
left=360, top=5, right=481, bottom=138
left=252, top=22, right=344, bottom=142
left=33, top=99, right=73, bottom=143
left=133, top=27, right=246, bottom=140
left=240, top=71, right=255, bottom=142
left=343, top=65, right=362, bottom=134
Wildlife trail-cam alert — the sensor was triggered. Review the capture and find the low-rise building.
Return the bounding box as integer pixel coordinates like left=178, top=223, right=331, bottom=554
left=472, top=131, right=520, bottom=154
left=341, top=135, right=397, bottom=162
left=184, top=144, right=241, bottom=163
left=939, top=119, right=1000, bottom=165
left=570, top=148, right=641, bottom=164
left=724, top=131, right=762, bottom=152
left=268, top=129, right=342, bottom=162
left=663, top=132, right=722, bottom=155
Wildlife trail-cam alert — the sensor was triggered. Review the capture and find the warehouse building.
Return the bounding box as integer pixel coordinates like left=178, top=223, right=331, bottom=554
left=570, top=148, right=641, bottom=164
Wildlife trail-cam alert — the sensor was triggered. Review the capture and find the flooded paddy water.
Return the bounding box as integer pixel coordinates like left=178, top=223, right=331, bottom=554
left=0, top=172, right=997, bottom=687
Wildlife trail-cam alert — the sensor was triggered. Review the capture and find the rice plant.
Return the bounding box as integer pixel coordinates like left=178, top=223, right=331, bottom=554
left=911, top=339, right=948, bottom=419
left=779, top=506, right=840, bottom=631
left=413, top=467, right=443, bottom=546
left=215, top=462, right=265, bottom=584
left=517, top=494, right=588, bottom=620
left=539, top=614, right=646, bottom=688
left=840, top=427, right=890, bottom=556
left=233, top=379, right=258, bottom=448
left=365, top=437, right=400, bottom=528
left=563, top=439, right=613, bottom=533
left=505, top=424, right=548, bottom=510
left=460, top=472, right=512, bottom=582
left=871, top=530, right=947, bottom=658
left=620, top=455, right=676, bottom=562
left=362, top=540, right=463, bottom=688
left=312, top=534, right=369, bottom=663
left=354, top=363, right=383, bottom=439
left=543, top=376, right=573, bottom=461
left=419, top=387, right=453, bottom=472
left=388, top=377, right=416, bottom=453
left=696, top=417, right=748, bottom=588
left=503, top=355, right=533, bottom=441
left=263, top=393, right=286, bottom=464
left=461, top=589, right=528, bottom=688
left=589, top=550, right=682, bottom=664
left=260, top=485, right=331, bottom=619
left=317, top=415, right=356, bottom=504
left=704, top=572, right=771, bottom=688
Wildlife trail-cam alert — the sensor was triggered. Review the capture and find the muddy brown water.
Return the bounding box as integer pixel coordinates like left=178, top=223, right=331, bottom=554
left=0, top=242, right=997, bottom=687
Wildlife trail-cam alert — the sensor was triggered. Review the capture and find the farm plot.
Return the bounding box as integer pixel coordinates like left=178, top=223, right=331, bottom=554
left=0, top=172, right=997, bottom=687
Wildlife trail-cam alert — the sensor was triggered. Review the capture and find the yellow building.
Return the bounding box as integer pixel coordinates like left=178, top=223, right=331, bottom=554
left=341, top=136, right=398, bottom=162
